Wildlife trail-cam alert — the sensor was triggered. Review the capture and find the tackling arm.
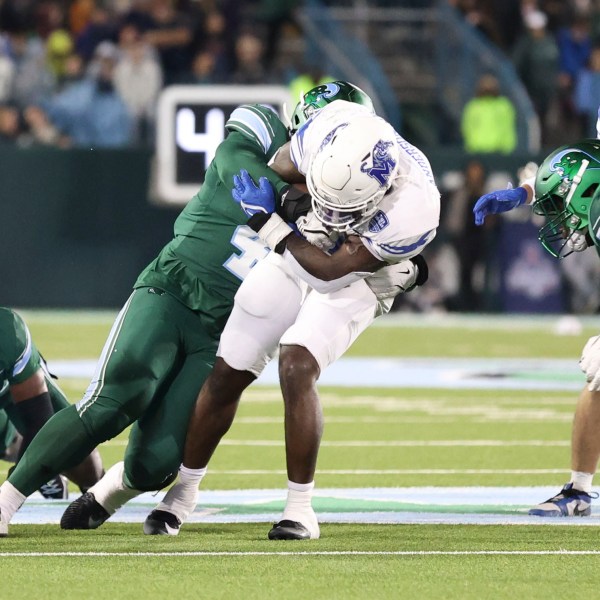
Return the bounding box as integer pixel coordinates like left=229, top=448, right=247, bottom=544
left=284, top=233, right=384, bottom=280
left=215, top=132, right=290, bottom=199
left=269, top=142, right=306, bottom=184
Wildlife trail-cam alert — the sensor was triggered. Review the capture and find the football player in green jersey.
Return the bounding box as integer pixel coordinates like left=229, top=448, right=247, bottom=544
left=0, top=82, right=374, bottom=536
left=473, top=139, right=600, bottom=517
left=0, top=308, right=103, bottom=499
left=0, top=103, right=288, bottom=536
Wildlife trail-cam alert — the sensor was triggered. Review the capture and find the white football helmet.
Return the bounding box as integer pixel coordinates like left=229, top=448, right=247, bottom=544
left=306, top=116, right=400, bottom=231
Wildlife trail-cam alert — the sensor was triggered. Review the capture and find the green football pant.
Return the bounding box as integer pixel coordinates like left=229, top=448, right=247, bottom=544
left=10, top=287, right=218, bottom=496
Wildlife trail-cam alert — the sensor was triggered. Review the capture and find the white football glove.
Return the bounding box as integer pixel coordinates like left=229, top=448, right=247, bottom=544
left=365, top=256, right=428, bottom=300
left=580, top=335, right=600, bottom=391
left=296, top=211, right=339, bottom=252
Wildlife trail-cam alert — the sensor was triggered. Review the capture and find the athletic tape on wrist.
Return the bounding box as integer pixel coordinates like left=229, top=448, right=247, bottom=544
left=248, top=213, right=292, bottom=254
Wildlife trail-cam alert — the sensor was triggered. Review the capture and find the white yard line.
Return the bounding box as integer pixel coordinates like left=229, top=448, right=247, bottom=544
left=98, top=439, right=571, bottom=448
left=1, top=550, right=600, bottom=557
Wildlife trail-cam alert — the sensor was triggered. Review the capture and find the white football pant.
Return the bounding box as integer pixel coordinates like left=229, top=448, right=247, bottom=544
left=218, top=252, right=379, bottom=374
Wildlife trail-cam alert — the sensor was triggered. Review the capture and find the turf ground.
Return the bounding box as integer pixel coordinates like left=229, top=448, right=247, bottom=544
left=5, top=311, right=600, bottom=599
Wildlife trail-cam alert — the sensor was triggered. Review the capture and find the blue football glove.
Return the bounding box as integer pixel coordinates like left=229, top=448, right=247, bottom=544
left=473, top=185, right=528, bottom=226
left=232, top=169, right=276, bottom=217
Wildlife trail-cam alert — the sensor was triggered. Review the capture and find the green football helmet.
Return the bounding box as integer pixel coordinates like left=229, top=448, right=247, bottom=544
left=288, top=81, right=375, bottom=135
left=533, top=139, right=600, bottom=258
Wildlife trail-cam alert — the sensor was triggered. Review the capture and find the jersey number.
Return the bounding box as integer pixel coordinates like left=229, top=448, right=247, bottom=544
left=224, top=226, right=270, bottom=281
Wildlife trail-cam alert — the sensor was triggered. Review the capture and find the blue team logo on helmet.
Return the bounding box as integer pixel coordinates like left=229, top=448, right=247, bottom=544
left=360, top=140, right=397, bottom=187
left=303, top=84, right=342, bottom=120
left=315, top=82, right=341, bottom=102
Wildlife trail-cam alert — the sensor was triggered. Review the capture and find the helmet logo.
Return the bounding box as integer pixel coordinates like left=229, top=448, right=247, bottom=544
left=360, top=140, right=397, bottom=187
left=315, top=82, right=341, bottom=101
left=550, top=148, right=597, bottom=177
left=304, top=83, right=342, bottom=119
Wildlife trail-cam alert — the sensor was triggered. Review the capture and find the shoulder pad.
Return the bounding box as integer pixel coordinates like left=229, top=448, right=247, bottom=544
left=226, top=104, right=288, bottom=156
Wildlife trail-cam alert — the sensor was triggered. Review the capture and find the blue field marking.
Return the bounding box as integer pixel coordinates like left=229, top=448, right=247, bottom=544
left=12, top=487, right=600, bottom=527
left=52, top=358, right=585, bottom=391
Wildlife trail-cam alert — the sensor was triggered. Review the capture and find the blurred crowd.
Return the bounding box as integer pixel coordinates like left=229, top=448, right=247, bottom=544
left=453, top=0, right=600, bottom=148
left=0, top=0, right=301, bottom=148
left=3, top=0, right=600, bottom=314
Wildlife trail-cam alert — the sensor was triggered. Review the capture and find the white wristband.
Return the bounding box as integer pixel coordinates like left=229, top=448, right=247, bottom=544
left=257, top=213, right=293, bottom=251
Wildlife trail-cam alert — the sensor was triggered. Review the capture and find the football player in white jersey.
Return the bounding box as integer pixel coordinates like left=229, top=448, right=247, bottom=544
left=142, top=100, right=441, bottom=540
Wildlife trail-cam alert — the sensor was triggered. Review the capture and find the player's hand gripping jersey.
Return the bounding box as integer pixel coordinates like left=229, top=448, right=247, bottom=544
left=290, top=100, right=441, bottom=263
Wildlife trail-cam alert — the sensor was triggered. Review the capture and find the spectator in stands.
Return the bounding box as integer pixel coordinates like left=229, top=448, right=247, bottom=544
left=193, top=8, right=230, bottom=82
left=57, top=51, right=85, bottom=90
left=512, top=10, right=559, bottom=143
left=33, top=1, right=65, bottom=40
left=9, top=31, right=56, bottom=108
left=114, top=24, right=162, bottom=145
left=556, top=13, right=592, bottom=137
left=188, top=49, right=219, bottom=85
left=574, top=44, right=600, bottom=137
left=461, top=73, right=517, bottom=154
left=557, top=13, right=592, bottom=82
left=69, top=0, right=95, bottom=38
left=46, top=29, right=74, bottom=80
left=451, top=0, right=505, bottom=48
left=0, top=103, right=20, bottom=145
left=75, top=5, right=118, bottom=62
left=257, top=0, right=300, bottom=69
left=0, top=38, right=15, bottom=102
left=141, top=0, right=194, bottom=85
left=230, top=31, right=270, bottom=84
left=42, top=41, right=132, bottom=148
left=18, top=104, right=68, bottom=148
left=121, top=0, right=156, bottom=33
left=444, top=159, right=495, bottom=311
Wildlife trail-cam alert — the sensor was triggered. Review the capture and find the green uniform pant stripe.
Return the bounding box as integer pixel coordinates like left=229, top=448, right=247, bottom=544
left=77, top=292, right=135, bottom=416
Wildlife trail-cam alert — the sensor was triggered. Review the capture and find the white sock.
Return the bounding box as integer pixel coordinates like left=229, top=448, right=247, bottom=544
left=88, top=461, right=142, bottom=514
left=570, top=471, right=594, bottom=493
left=155, top=465, right=207, bottom=523
left=0, top=481, right=26, bottom=522
left=179, top=465, right=207, bottom=488
left=283, top=480, right=315, bottom=515
left=281, top=480, right=319, bottom=538
left=288, top=480, right=315, bottom=494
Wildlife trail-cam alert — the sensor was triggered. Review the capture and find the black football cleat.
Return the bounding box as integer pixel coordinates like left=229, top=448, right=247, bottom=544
left=143, top=509, right=182, bottom=536
left=268, top=520, right=312, bottom=540
left=60, top=492, right=110, bottom=529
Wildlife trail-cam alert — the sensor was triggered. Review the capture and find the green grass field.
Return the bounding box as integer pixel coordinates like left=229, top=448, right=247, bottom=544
left=5, top=311, right=600, bottom=599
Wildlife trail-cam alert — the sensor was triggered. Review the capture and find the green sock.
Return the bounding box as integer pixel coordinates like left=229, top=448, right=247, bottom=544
left=9, top=405, right=97, bottom=496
